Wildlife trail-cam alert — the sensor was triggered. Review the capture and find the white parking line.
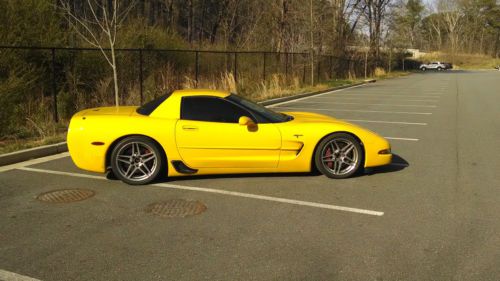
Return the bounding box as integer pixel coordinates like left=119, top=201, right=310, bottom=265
left=276, top=107, right=432, bottom=115
left=0, top=152, right=70, bottom=172
left=0, top=269, right=42, bottom=281
left=292, top=101, right=437, bottom=108
left=323, top=94, right=441, bottom=98
left=266, top=83, right=368, bottom=108
left=343, top=119, right=427, bottom=126
left=309, top=97, right=439, bottom=102
left=19, top=167, right=105, bottom=180
left=347, top=90, right=441, bottom=93
left=17, top=167, right=384, bottom=217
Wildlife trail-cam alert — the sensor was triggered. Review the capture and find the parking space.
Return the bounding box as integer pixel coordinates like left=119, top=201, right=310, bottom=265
left=1, top=71, right=499, bottom=281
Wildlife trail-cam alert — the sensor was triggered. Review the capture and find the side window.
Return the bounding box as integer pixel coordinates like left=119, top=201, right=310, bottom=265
left=181, top=96, right=253, bottom=123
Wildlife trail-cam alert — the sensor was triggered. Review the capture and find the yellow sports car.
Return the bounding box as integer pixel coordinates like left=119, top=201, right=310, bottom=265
left=67, top=89, right=391, bottom=185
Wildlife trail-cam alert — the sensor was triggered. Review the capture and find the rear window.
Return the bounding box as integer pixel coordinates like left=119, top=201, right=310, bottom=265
left=136, top=92, right=172, bottom=116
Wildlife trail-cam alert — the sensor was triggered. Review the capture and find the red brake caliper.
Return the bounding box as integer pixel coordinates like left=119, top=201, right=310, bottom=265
left=325, top=148, right=333, bottom=168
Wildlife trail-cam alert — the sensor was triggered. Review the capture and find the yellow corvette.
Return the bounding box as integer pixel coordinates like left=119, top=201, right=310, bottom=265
left=67, top=89, right=391, bottom=185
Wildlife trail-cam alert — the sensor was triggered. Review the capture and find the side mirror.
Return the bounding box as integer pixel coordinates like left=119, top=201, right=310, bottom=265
left=238, top=116, right=255, bottom=126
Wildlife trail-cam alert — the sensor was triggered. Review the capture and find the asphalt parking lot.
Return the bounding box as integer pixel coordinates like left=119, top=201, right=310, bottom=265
left=1, top=71, right=499, bottom=281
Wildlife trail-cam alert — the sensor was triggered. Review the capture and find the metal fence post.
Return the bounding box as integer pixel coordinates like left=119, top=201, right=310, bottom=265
left=262, top=52, right=266, bottom=81
left=285, top=53, right=289, bottom=78
left=346, top=58, right=351, bottom=78
left=302, top=59, right=306, bottom=84
left=139, top=49, right=143, bottom=104
left=329, top=56, right=333, bottom=79
left=195, top=51, right=199, bottom=87
left=51, top=48, right=59, bottom=123
left=317, top=58, right=321, bottom=83
left=234, top=52, right=238, bottom=83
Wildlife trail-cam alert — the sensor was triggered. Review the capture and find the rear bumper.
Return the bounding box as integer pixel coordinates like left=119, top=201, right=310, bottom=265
left=67, top=114, right=107, bottom=173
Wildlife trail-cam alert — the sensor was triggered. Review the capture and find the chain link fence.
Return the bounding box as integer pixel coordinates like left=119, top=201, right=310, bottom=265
left=0, top=46, right=409, bottom=137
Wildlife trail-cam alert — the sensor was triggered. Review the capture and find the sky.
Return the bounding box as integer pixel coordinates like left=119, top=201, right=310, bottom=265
left=422, top=0, right=437, bottom=10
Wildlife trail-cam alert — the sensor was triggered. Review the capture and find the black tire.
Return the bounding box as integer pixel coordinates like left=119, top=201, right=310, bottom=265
left=314, top=133, right=363, bottom=179
left=110, top=136, right=165, bottom=185
left=437, top=67, right=443, bottom=71
left=421, top=67, right=427, bottom=71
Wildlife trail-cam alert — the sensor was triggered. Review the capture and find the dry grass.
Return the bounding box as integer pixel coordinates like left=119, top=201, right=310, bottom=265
left=374, top=71, right=410, bottom=80
left=374, top=67, right=387, bottom=77
left=220, top=72, right=237, bottom=93
left=1, top=66, right=408, bottom=154
left=183, top=72, right=237, bottom=93
left=1, top=94, right=68, bottom=154
left=254, top=74, right=292, bottom=100
left=0, top=133, right=67, bottom=155
left=94, top=77, right=114, bottom=105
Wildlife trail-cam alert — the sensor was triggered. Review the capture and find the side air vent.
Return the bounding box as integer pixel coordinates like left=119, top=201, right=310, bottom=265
left=171, top=160, right=198, bottom=174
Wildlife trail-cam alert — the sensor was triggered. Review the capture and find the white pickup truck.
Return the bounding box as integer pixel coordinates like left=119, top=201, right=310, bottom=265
left=419, top=62, right=452, bottom=71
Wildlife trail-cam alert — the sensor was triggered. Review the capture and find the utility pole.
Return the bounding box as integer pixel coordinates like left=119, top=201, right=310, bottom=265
left=310, top=0, right=314, bottom=85
left=364, top=49, right=368, bottom=79
left=388, top=44, right=392, bottom=73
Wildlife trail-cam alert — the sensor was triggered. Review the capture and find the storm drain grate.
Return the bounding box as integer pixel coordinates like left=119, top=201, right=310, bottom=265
left=36, top=189, right=95, bottom=203
left=145, top=199, right=207, bottom=218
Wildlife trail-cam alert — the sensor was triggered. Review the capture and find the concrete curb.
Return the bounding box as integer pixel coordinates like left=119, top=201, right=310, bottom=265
left=0, top=81, right=370, bottom=167
left=0, top=142, right=68, bottom=166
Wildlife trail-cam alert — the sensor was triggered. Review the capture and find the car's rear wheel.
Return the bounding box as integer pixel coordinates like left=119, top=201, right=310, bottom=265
left=421, top=67, right=427, bottom=71
left=314, top=133, right=363, bottom=179
left=111, top=136, right=164, bottom=185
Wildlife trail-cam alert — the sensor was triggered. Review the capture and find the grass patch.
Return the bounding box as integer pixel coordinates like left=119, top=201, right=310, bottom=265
left=373, top=71, right=411, bottom=80
left=0, top=72, right=409, bottom=155
left=0, top=132, right=67, bottom=155
left=249, top=76, right=366, bottom=102
left=421, top=52, right=500, bottom=70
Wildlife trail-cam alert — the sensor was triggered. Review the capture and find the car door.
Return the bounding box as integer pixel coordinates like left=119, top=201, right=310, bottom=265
left=175, top=96, right=282, bottom=168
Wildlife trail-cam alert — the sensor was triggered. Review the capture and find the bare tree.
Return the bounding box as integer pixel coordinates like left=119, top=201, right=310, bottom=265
left=362, top=0, right=392, bottom=60
left=428, top=13, right=443, bottom=50
left=438, top=0, right=461, bottom=57
left=331, top=0, right=364, bottom=55
left=59, top=0, right=135, bottom=106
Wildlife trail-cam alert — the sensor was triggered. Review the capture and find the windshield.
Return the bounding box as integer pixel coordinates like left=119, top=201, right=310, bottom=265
left=227, top=94, right=292, bottom=123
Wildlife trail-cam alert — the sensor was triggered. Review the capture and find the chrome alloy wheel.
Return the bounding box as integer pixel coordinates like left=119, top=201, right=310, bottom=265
left=115, top=142, right=158, bottom=182
left=320, top=138, right=359, bottom=176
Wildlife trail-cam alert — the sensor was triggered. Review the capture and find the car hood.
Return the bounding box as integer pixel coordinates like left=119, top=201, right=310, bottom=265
left=283, top=111, right=352, bottom=125
left=281, top=111, right=387, bottom=145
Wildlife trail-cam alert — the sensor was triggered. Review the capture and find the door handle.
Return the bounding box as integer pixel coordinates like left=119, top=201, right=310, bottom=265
left=182, top=125, right=198, bottom=131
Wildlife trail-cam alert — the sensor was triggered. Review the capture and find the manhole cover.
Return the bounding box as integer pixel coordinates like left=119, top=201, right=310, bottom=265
left=36, top=189, right=95, bottom=203
left=145, top=199, right=207, bottom=218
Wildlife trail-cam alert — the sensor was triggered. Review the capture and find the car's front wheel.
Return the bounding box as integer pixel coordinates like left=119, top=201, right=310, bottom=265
left=110, top=136, right=165, bottom=185
left=314, top=133, right=363, bottom=179
left=421, top=67, right=427, bottom=71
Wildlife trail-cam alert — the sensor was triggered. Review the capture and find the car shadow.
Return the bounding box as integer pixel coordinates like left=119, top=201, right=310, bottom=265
left=161, top=172, right=319, bottom=182
left=150, top=153, right=409, bottom=183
